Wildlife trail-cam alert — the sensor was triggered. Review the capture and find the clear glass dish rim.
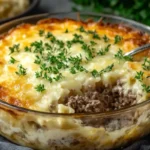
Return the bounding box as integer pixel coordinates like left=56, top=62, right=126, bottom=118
left=0, top=11, right=150, bottom=117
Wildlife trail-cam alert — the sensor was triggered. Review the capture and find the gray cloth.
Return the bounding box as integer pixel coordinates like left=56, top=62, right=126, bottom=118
left=1, top=135, right=150, bottom=150
left=0, top=136, right=32, bottom=150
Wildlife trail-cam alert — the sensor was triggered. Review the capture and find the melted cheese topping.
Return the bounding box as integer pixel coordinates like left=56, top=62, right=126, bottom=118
left=0, top=18, right=150, bottom=113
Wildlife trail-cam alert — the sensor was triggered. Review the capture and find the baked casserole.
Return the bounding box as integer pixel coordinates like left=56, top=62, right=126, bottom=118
left=0, top=13, right=150, bottom=150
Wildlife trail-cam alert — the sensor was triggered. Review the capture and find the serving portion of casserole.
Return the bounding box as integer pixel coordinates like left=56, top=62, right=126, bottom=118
left=0, top=17, right=150, bottom=150
left=0, top=0, right=29, bottom=20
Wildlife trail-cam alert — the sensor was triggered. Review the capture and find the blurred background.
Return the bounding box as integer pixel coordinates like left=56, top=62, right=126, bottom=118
left=72, top=0, right=150, bottom=25
left=0, top=0, right=149, bottom=25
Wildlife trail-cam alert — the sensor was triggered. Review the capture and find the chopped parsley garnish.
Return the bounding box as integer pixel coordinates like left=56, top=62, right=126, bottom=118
left=24, top=46, right=31, bottom=52
left=74, top=64, right=86, bottom=72
left=78, top=26, right=86, bottom=32
left=39, top=30, right=45, bottom=36
left=97, top=44, right=111, bottom=56
left=34, top=55, right=41, bottom=64
left=65, top=29, right=69, bottom=33
left=51, top=36, right=56, bottom=43
left=47, top=55, right=59, bottom=65
left=91, top=63, right=114, bottom=77
left=78, top=26, right=101, bottom=41
left=135, top=71, right=150, bottom=93
left=142, top=84, right=150, bottom=93
left=93, top=32, right=100, bottom=40
left=91, top=69, right=99, bottom=77
left=35, top=71, right=42, bottom=78
left=70, top=67, right=76, bottom=74
left=142, top=57, right=150, bottom=71
left=46, top=32, right=53, bottom=39
left=67, top=41, right=72, bottom=48
left=88, top=30, right=95, bottom=34
left=87, top=30, right=100, bottom=40
left=45, top=43, right=52, bottom=50
left=53, top=73, right=63, bottom=81
left=73, top=33, right=83, bottom=40
left=8, top=29, right=126, bottom=93
left=90, top=41, right=97, bottom=46
left=135, top=71, right=144, bottom=82
left=66, top=34, right=84, bottom=48
left=69, top=55, right=86, bottom=74
left=82, top=43, right=93, bottom=59
left=103, top=35, right=109, bottom=42
left=70, top=65, right=86, bottom=74
left=114, top=49, right=133, bottom=61
left=114, top=35, right=123, bottom=44
left=9, top=44, right=20, bottom=54
left=31, top=40, right=44, bottom=54
left=16, top=65, right=27, bottom=76
left=30, top=30, right=115, bottom=87
left=40, top=63, right=47, bottom=71
left=52, top=66, right=59, bottom=74
left=10, top=57, right=17, bottom=64
left=56, top=40, right=65, bottom=48
left=99, top=63, right=114, bottom=75
left=35, top=84, right=45, bottom=92
left=68, top=55, right=82, bottom=65
left=43, top=73, right=53, bottom=82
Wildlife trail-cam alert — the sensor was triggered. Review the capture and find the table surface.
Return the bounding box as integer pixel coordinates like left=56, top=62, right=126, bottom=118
left=0, top=0, right=150, bottom=150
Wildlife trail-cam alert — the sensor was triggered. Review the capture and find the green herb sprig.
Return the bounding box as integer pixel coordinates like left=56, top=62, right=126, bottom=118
left=114, top=49, right=133, bottom=61
left=103, top=35, right=109, bottom=42
left=82, top=43, right=93, bottom=59
left=142, top=57, right=150, bottom=71
left=9, top=44, right=20, bottom=54
left=114, top=35, right=123, bottom=44
left=135, top=71, right=144, bottom=82
left=78, top=26, right=86, bottom=33
left=135, top=71, right=150, bottom=93
left=97, top=44, right=111, bottom=56
left=93, top=32, right=101, bottom=40
left=16, top=65, right=27, bottom=76
left=31, top=41, right=44, bottom=54
left=13, top=29, right=116, bottom=92
left=24, top=46, right=31, bottom=52
left=39, top=30, right=45, bottom=36
left=35, top=84, right=45, bottom=92
left=10, top=57, right=17, bottom=64
left=91, top=63, right=114, bottom=77
left=65, top=29, right=69, bottom=33
left=142, top=84, right=150, bottom=93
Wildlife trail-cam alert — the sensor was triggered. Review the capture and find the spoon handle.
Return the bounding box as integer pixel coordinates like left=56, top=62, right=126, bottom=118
left=124, top=43, right=150, bottom=56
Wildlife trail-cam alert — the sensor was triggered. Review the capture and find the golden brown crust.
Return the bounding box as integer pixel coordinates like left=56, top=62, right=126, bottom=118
left=1, top=18, right=149, bottom=54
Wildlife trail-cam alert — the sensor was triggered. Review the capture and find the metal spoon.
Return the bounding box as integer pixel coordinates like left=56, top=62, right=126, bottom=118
left=124, top=43, right=150, bottom=57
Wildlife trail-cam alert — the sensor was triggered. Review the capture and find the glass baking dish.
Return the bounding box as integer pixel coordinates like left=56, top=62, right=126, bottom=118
left=0, top=12, right=150, bottom=150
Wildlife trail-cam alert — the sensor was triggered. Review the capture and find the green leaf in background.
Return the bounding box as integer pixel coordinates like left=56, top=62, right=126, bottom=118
left=72, top=0, right=150, bottom=25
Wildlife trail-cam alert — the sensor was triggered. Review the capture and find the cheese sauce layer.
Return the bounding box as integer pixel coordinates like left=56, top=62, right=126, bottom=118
left=0, top=18, right=149, bottom=113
